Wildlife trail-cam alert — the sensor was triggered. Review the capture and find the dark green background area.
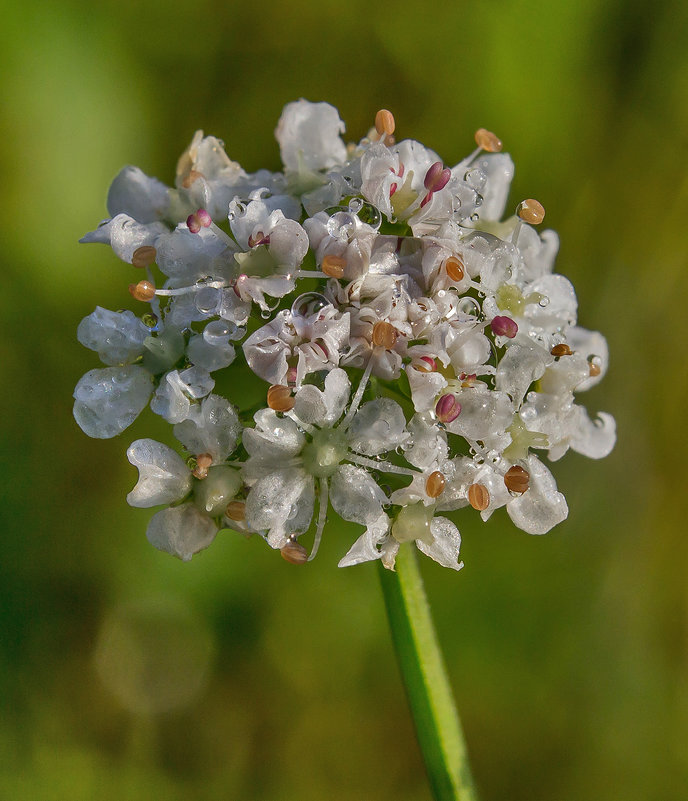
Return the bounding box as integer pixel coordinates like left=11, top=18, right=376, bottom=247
left=1, top=1, right=686, bottom=798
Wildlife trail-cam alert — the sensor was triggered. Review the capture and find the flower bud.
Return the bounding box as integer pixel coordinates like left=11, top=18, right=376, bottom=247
left=435, top=394, right=462, bottom=423
left=491, top=315, right=518, bottom=338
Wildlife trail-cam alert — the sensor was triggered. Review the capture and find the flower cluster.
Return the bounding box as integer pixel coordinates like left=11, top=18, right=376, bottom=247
left=74, top=100, right=615, bottom=570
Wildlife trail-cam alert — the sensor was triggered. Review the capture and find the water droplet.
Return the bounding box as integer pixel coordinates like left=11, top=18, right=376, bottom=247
left=326, top=211, right=356, bottom=241
left=457, top=297, right=481, bottom=317
left=287, top=504, right=298, bottom=520
left=470, top=213, right=480, bottom=222
left=291, top=292, right=330, bottom=319
left=355, top=201, right=382, bottom=230
left=203, top=320, right=236, bottom=346
left=348, top=197, right=364, bottom=214
left=539, top=296, right=550, bottom=307
left=195, top=286, right=220, bottom=314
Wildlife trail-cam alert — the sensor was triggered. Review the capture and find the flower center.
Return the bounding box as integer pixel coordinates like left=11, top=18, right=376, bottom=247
left=392, top=503, right=435, bottom=545
left=301, top=427, right=348, bottom=478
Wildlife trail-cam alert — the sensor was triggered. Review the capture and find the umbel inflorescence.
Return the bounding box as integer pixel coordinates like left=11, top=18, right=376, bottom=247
left=74, top=100, right=615, bottom=569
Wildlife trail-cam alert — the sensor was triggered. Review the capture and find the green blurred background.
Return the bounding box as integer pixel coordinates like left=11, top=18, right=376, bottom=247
left=1, top=0, right=687, bottom=798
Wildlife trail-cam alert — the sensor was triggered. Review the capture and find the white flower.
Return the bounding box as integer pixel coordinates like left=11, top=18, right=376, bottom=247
left=275, top=99, right=347, bottom=172
left=243, top=368, right=407, bottom=555
left=76, top=100, right=615, bottom=570
left=243, top=305, right=350, bottom=387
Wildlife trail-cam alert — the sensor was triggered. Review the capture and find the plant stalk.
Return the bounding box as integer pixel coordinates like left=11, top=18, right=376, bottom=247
left=378, top=544, right=478, bottom=801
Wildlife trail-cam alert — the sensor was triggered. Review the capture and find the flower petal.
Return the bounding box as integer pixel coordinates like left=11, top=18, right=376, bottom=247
left=507, top=455, right=568, bottom=535
left=126, top=439, right=192, bottom=507
left=416, top=516, right=464, bottom=570
left=330, top=464, right=387, bottom=525
left=346, top=398, right=408, bottom=456
left=146, top=503, right=218, bottom=561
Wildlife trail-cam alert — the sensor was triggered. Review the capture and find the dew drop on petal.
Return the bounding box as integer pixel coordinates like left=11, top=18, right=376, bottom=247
left=203, top=320, right=234, bottom=346
left=195, top=286, right=221, bottom=314
left=457, top=297, right=481, bottom=317
left=291, top=292, right=330, bottom=319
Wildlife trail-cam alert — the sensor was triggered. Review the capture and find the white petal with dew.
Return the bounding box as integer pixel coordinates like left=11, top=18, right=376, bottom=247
left=330, top=465, right=388, bottom=526
left=126, top=439, right=192, bottom=508
left=507, top=455, right=568, bottom=535
left=346, top=398, right=408, bottom=456
left=73, top=366, right=153, bottom=439
left=416, top=517, right=464, bottom=571
left=146, top=504, right=218, bottom=561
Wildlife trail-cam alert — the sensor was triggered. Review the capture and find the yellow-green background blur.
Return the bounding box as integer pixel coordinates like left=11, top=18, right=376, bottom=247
left=2, top=1, right=687, bottom=799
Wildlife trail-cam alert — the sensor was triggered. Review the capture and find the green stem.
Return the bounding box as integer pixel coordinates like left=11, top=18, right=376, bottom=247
left=378, top=544, right=479, bottom=801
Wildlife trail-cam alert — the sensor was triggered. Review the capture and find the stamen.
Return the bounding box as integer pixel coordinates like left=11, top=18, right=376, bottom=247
left=474, top=128, right=503, bottom=153
left=424, top=162, right=451, bottom=193
left=444, top=255, right=465, bottom=282
left=321, top=254, right=346, bottom=279
left=468, top=483, right=490, bottom=511
left=348, top=453, right=419, bottom=477
left=425, top=471, right=446, bottom=498
left=307, top=478, right=329, bottom=562
left=248, top=230, right=270, bottom=248
left=340, top=355, right=375, bottom=430
left=414, top=356, right=437, bottom=373
left=435, top=394, right=462, bottom=424
left=132, top=246, right=157, bottom=268
left=192, top=453, right=213, bottom=480
left=225, top=500, right=246, bottom=521
left=589, top=360, right=602, bottom=377
left=286, top=366, right=298, bottom=387
left=267, top=384, right=294, bottom=412
left=187, top=208, right=213, bottom=233
left=491, top=315, right=518, bottom=338
left=504, top=465, right=529, bottom=494
left=182, top=169, right=203, bottom=189
left=550, top=343, right=573, bottom=357
left=128, top=280, right=156, bottom=302
left=281, top=537, right=309, bottom=565
left=375, top=109, right=396, bottom=137
left=517, top=199, right=546, bottom=225
left=153, top=278, right=228, bottom=297
left=372, top=320, right=398, bottom=349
